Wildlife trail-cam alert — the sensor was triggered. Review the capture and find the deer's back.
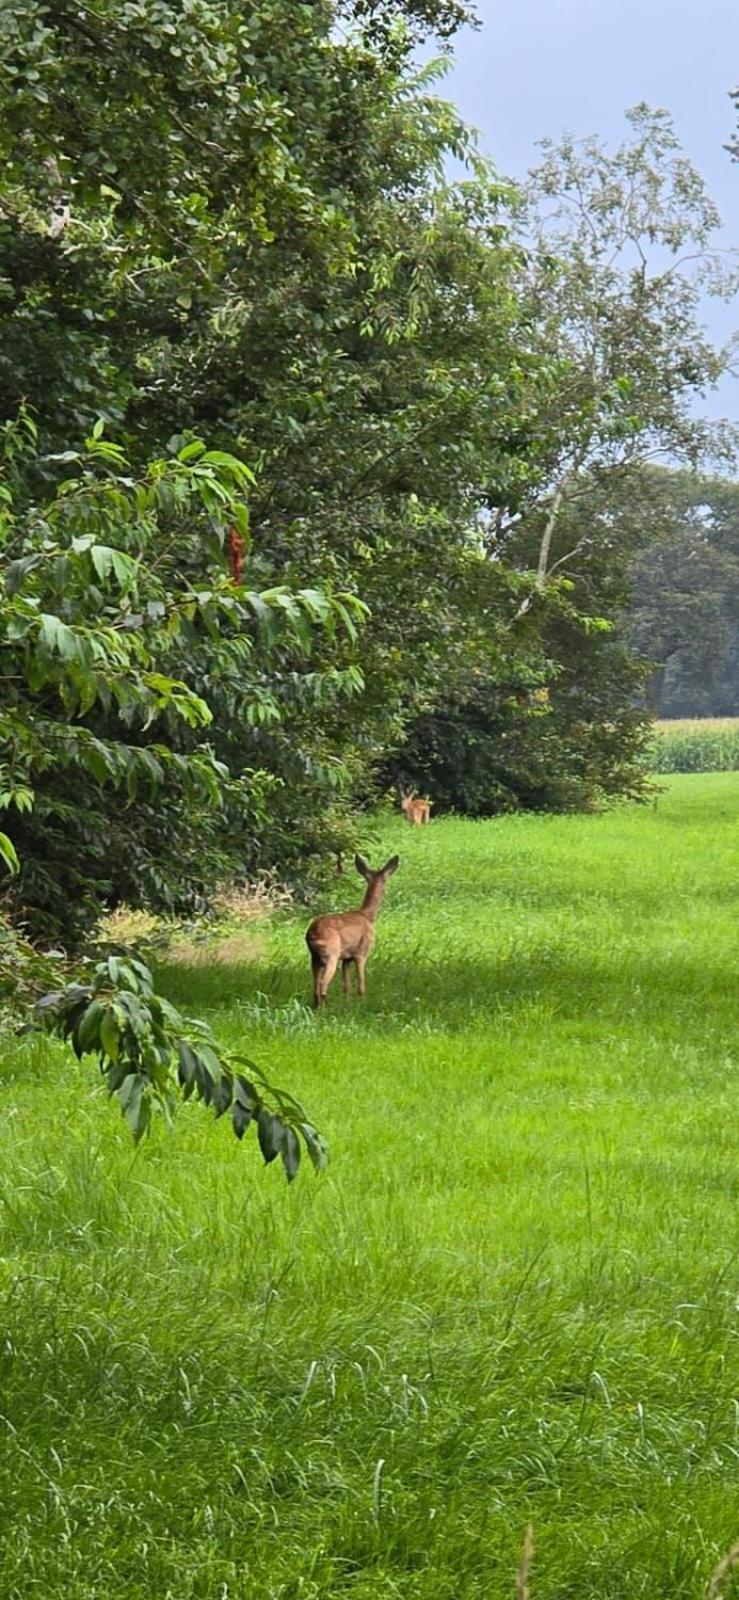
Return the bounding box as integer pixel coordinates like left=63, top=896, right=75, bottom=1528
left=405, top=800, right=427, bottom=824
left=306, top=910, right=374, bottom=958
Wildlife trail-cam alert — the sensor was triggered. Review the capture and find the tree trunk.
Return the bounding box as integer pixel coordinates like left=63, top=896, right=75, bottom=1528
left=535, top=480, right=567, bottom=589
left=645, top=663, right=667, bottom=716
left=534, top=444, right=589, bottom=591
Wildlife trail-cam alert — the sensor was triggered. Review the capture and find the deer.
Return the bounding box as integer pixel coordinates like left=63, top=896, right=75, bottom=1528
left=398, top=782, right=431, bottom=826
left=305, top=853, right=399, bottom=1009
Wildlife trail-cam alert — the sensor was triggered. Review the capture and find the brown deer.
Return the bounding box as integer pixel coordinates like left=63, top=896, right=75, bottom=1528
left=306, top=853, right=399, bottom=1009
left=398, top=783, right=431, bottom=826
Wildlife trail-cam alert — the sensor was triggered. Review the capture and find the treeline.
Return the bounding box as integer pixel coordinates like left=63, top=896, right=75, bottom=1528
left=1, top=0, right=736, bottom=948
left=626, top=471, right=739, bottom=717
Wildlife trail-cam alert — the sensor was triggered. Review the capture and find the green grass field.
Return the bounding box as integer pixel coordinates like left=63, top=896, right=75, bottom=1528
left=1, top=773, right=738, bottom=1599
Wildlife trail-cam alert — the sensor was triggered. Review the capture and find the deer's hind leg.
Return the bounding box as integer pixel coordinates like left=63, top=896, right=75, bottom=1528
left=342, top=959, right=353, bottom=1002
left=311, top=947, right=339, bottom=1008
left=310, top=951, right=324, bottom=1009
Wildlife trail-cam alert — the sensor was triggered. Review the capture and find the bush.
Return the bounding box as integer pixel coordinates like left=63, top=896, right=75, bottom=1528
left=0, top=415, right=364, bottom=946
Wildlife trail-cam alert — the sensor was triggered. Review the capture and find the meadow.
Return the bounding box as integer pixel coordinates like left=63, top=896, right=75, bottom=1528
left=652, top=719, right=739, bottom=773
left=1, top=773, right=738, bottom=1599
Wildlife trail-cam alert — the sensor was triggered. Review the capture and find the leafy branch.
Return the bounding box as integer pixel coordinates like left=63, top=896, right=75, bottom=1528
left=33, top=954, right=328, bottom=1182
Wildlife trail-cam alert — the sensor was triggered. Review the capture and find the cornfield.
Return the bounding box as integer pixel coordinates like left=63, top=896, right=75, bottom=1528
left=651, top=718, right=739, bottom=773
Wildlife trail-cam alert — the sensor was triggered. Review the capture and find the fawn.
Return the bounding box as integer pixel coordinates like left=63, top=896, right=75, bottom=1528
left=306, top=853, right=399, bottom=1008
left=398, top=783, right=431, bottom=826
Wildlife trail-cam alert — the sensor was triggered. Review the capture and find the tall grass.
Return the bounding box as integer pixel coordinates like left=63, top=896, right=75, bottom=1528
left=652, top=717, right=739, bottom=772
left=1, top=773, right=739, bottom=1598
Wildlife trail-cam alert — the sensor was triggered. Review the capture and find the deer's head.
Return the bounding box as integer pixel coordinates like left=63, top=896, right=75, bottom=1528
left=355, top=853, right=400, bottom=889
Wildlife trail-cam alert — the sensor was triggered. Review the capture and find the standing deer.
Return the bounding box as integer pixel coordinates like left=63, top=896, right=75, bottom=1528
left=306, top=853, right=399, bottom=1009
left=398, top=783, right=431, bottom=826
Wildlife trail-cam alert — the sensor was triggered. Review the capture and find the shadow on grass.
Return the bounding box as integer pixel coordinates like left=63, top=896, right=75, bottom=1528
left=157, top=941, right=735, bottom=1042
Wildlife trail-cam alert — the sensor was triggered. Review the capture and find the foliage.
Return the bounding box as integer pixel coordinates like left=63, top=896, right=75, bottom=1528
left=1, top=778, right=738, bottom=1595
left=728, top=83, right=739, bottom=166
left=33, top=951, right=327, bottom=1178
left=0, top=911, right=65, bottom=1024
left=339, top=0, right=477, bottom=42
left=651, top=718, right=739, bottom=773
left=390, top=110, right=732, bottom=815
left=624, top=468, right=739, bottom=716
left=390, top=478, right=655, bottom=815
left=1, top=3, right=732, bottom=899
left=393, top=632, right=651, bottom=814
left=0, top=411, right=365, bottom=944
left=491, top=107, right=736, bottom=598
left=0, top=0, right=548, bottom=861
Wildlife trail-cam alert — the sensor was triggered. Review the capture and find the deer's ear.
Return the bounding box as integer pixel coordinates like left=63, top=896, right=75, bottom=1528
left=382, top=855, right=400, bottom=877
left=354, top=853, right=371, bottom=880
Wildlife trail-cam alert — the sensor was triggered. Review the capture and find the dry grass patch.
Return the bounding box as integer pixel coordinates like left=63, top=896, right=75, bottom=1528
left=164, top=926, right=268, bottom=967
left=165, top=877, right=293, bottom=967
left=96, top=876, right=292, bottom=968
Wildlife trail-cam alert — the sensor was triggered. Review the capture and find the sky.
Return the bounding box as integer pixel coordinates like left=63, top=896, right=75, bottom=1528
left=438, top=0, right=739, bottom=420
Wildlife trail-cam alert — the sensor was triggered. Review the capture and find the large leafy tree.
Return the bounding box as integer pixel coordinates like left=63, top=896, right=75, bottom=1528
left=1, top=0, right=542, bottom=854
left=390, top=109, right=737, bottom=813
left=0, top=411, right=365, bottom=944
left=494, top=106, right=735, bottom=604
left=0, top=406, right=348, bottom=1167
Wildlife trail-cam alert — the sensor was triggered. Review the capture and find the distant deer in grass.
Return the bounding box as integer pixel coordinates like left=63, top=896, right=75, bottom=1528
left=306, top=853, right=399, bottom=1009
left=398, top=782, right=431, bottom=826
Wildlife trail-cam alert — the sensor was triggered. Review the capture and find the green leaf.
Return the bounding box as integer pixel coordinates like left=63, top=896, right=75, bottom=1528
left=232, top=1100, right=253, bottom=1140
left=0, top=832, right=19, bottom=875
left=177, top=1041, right=199, bottom=1090
left=90, top=545, right=114, bottom=583
left=119, top=1075, right=150, bottom=1144
left=4, top=554, right=44, bottom=595
left=81, top=743, right=113, bottom=784
left=100, top=1009, right=120, bottom=1061
left=281, top=1126, right=301, bottom=1182
left=77, top=999, right=105, bottom=1053
left=212, top=1072, right=233, bottom=1118
left=177, top=440, right=206, bottom=463
left=200, top=450, right=256, bottom=485
left=38, top=615, right=79, bottom=660
left=257, top=1108, right=284, bottom=1165
left=299, top=1122, right=329, bottom=1173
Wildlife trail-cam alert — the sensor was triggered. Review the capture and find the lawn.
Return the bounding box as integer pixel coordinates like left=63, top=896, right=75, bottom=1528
left=1, top=773, right=738, bottom=1599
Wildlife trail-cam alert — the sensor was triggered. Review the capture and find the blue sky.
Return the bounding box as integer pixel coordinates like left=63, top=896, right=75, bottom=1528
left=439, top=0, right=739, bottom=419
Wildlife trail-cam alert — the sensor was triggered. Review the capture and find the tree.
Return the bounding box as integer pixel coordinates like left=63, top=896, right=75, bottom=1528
left=393, top=107, right=736, bottom=812
left=340, top=0, right=477, bottom=41
left=493, top=106, right=736, bottom=609
left=1, top=0, right=542, bottom=859
left=387, top=108, right=738, bottom=816
left=727, top=82, right=739, bottom=166
left=0, top=410, right=365, bottom=945
left=622, top=468, right=739, bottom=715
left=387, top=560, right=651, bottom=815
